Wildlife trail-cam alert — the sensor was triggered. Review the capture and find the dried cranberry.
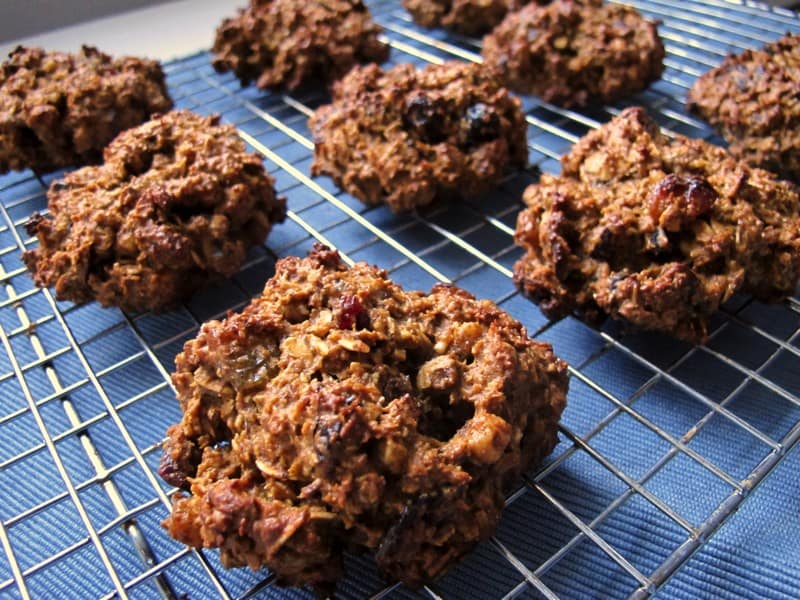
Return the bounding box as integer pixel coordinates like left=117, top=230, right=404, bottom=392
left=338, top=294, right=364, bottom=329
left=158, top=451, right=190, bottom=490
left=648, top=173, right=717, bottom=231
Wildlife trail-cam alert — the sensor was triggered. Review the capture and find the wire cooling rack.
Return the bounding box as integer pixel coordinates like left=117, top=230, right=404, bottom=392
left=1, top=0, right=800, bottom=598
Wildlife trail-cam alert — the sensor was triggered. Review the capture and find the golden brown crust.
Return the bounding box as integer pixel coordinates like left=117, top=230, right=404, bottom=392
left=482, top=0, right=664, bottom=107
left=687, top=33, right=800, bottom=182
left=212, top=0, right=389, bottom=90
left=513, top=107, right=800, bottom=343
left=23, top=110, right=285, bottom=313
left=309, top=61, right=528, bottom=212
left=160, top=244, right=568, bottom=588
left=0, top=45, right=172, bottom=174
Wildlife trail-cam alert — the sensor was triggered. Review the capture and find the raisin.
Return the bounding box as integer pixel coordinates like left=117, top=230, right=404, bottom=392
left=589, top=227, right=614, bottom=260
left=24, top=213, right=43, bottom=236
left=684, top=178, right=718, bottom=214
left=158, top=451, right=191, bottom=490
left=459, top=102, right=501, bottom=147
left=402, top=92, right=446, bottom=144
left=381, top=373, right=413, bottom=401
left=648, top=173, right=717, bottom=231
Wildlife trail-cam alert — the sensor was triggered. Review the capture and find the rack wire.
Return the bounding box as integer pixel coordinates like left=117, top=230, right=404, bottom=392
left=1, top=0, right=799, bottom=598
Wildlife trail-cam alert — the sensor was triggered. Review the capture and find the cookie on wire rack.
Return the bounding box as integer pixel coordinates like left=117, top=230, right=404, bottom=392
left=309, top=61, right=528, bottom=212
left=403, top=0, right=543, bottom=37
left=482, top=0, right=664, bottom=107
left=513, top=107, right=800, bottom=343
left=0, top=45, right=172, bottom=174
left=212, top=0, right=389, bottom=90
left=159, top=244, right=568, bottom=591
left=687, top=32, right=800, bottom=183
left=23, top=110, right=285, bottom=313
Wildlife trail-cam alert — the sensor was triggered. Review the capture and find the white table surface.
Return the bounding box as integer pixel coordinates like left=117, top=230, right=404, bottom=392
left=1, top=0, right=241, bottom=62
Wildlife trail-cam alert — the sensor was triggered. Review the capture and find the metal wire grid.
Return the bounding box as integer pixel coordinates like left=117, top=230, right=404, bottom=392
left=1, top=0, right=799, bottom=598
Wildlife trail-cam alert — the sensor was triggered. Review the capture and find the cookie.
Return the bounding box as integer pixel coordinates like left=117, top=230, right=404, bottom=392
left=403, top=0, right=537, bottom=36
left=309, top=61, right=528, bottom=212
left=687, top=33, right=800, bottom=182
left=513, top=107, right=800, bottom=342
left=482, top=0, right=664, bottom=107
left=0, top=45, right=172, bottom=174
left=212, top=0, right=388, bottom=90
left=23, top=111, right=285, bottom=313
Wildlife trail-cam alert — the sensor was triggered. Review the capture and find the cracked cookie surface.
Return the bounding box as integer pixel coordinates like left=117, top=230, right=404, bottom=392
left=688, top=33, right=800, bottom=182
left=513, top=107, right=800, bottom=343
left=482, top=0, right=664, bottom=107
left=212, top=0, right=388, bottom=90
left=403, top=0, right=541, bottom=36
left=23, top=110, right=285, bottom=313
left=160, top=244, right=568, bottom=589
left=309, top=61, right=528, bottom=212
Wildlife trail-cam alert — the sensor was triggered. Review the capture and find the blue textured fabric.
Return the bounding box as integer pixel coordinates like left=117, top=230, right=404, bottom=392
left=662, top=444, right=800, bottom=600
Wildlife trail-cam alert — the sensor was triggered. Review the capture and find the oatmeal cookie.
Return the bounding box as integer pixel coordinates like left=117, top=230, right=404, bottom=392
left=513, top=107, right=800, bottom=343
left=159, top=244, right=568, bottom=589
left=0, top=45, right=172, bottom=174
left=687, top=33, right=800, bottom=182
left=309, top=61, right=528, bottom=212
left=23, top=110, right=285, bottom=313
left=403, top=0, right=539, bottom=37
left=212, top=0, right=389, bottom=90
left=482, top=0, right=664, bottom=107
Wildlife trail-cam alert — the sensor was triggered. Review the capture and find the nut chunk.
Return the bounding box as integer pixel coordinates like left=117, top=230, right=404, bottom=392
left=482, top=0, right=664, bottom=107
left=513, top=107, right=800, bottom=343
left=212, top=0, right=388, bottom=90
left=159, top=244, right=568, bottom=590
left=23, top=111, right=286, bottom=313
left=0, top=45, right=172, bottom=174
left=310, top=61, right=528, bottom=212
left=687, top=33, right=800, bottom=182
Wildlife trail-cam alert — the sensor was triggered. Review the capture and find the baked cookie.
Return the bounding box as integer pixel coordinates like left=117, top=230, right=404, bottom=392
left=513, top=107, right=800, bottom=343
left=403, top=0, right=539, bottom=37
left=309, top=61, right=528, bottom=212
left=687, top=33, right=800, bottom=182
left=482, top=0, right=664, bottom=107
left=0, top=45, right=172, bottom=174
left=23, top=111, right=285, bottom=313
left=160, top=244, right=568, bottom=589
left=212, top=0, right=389, bottom=90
